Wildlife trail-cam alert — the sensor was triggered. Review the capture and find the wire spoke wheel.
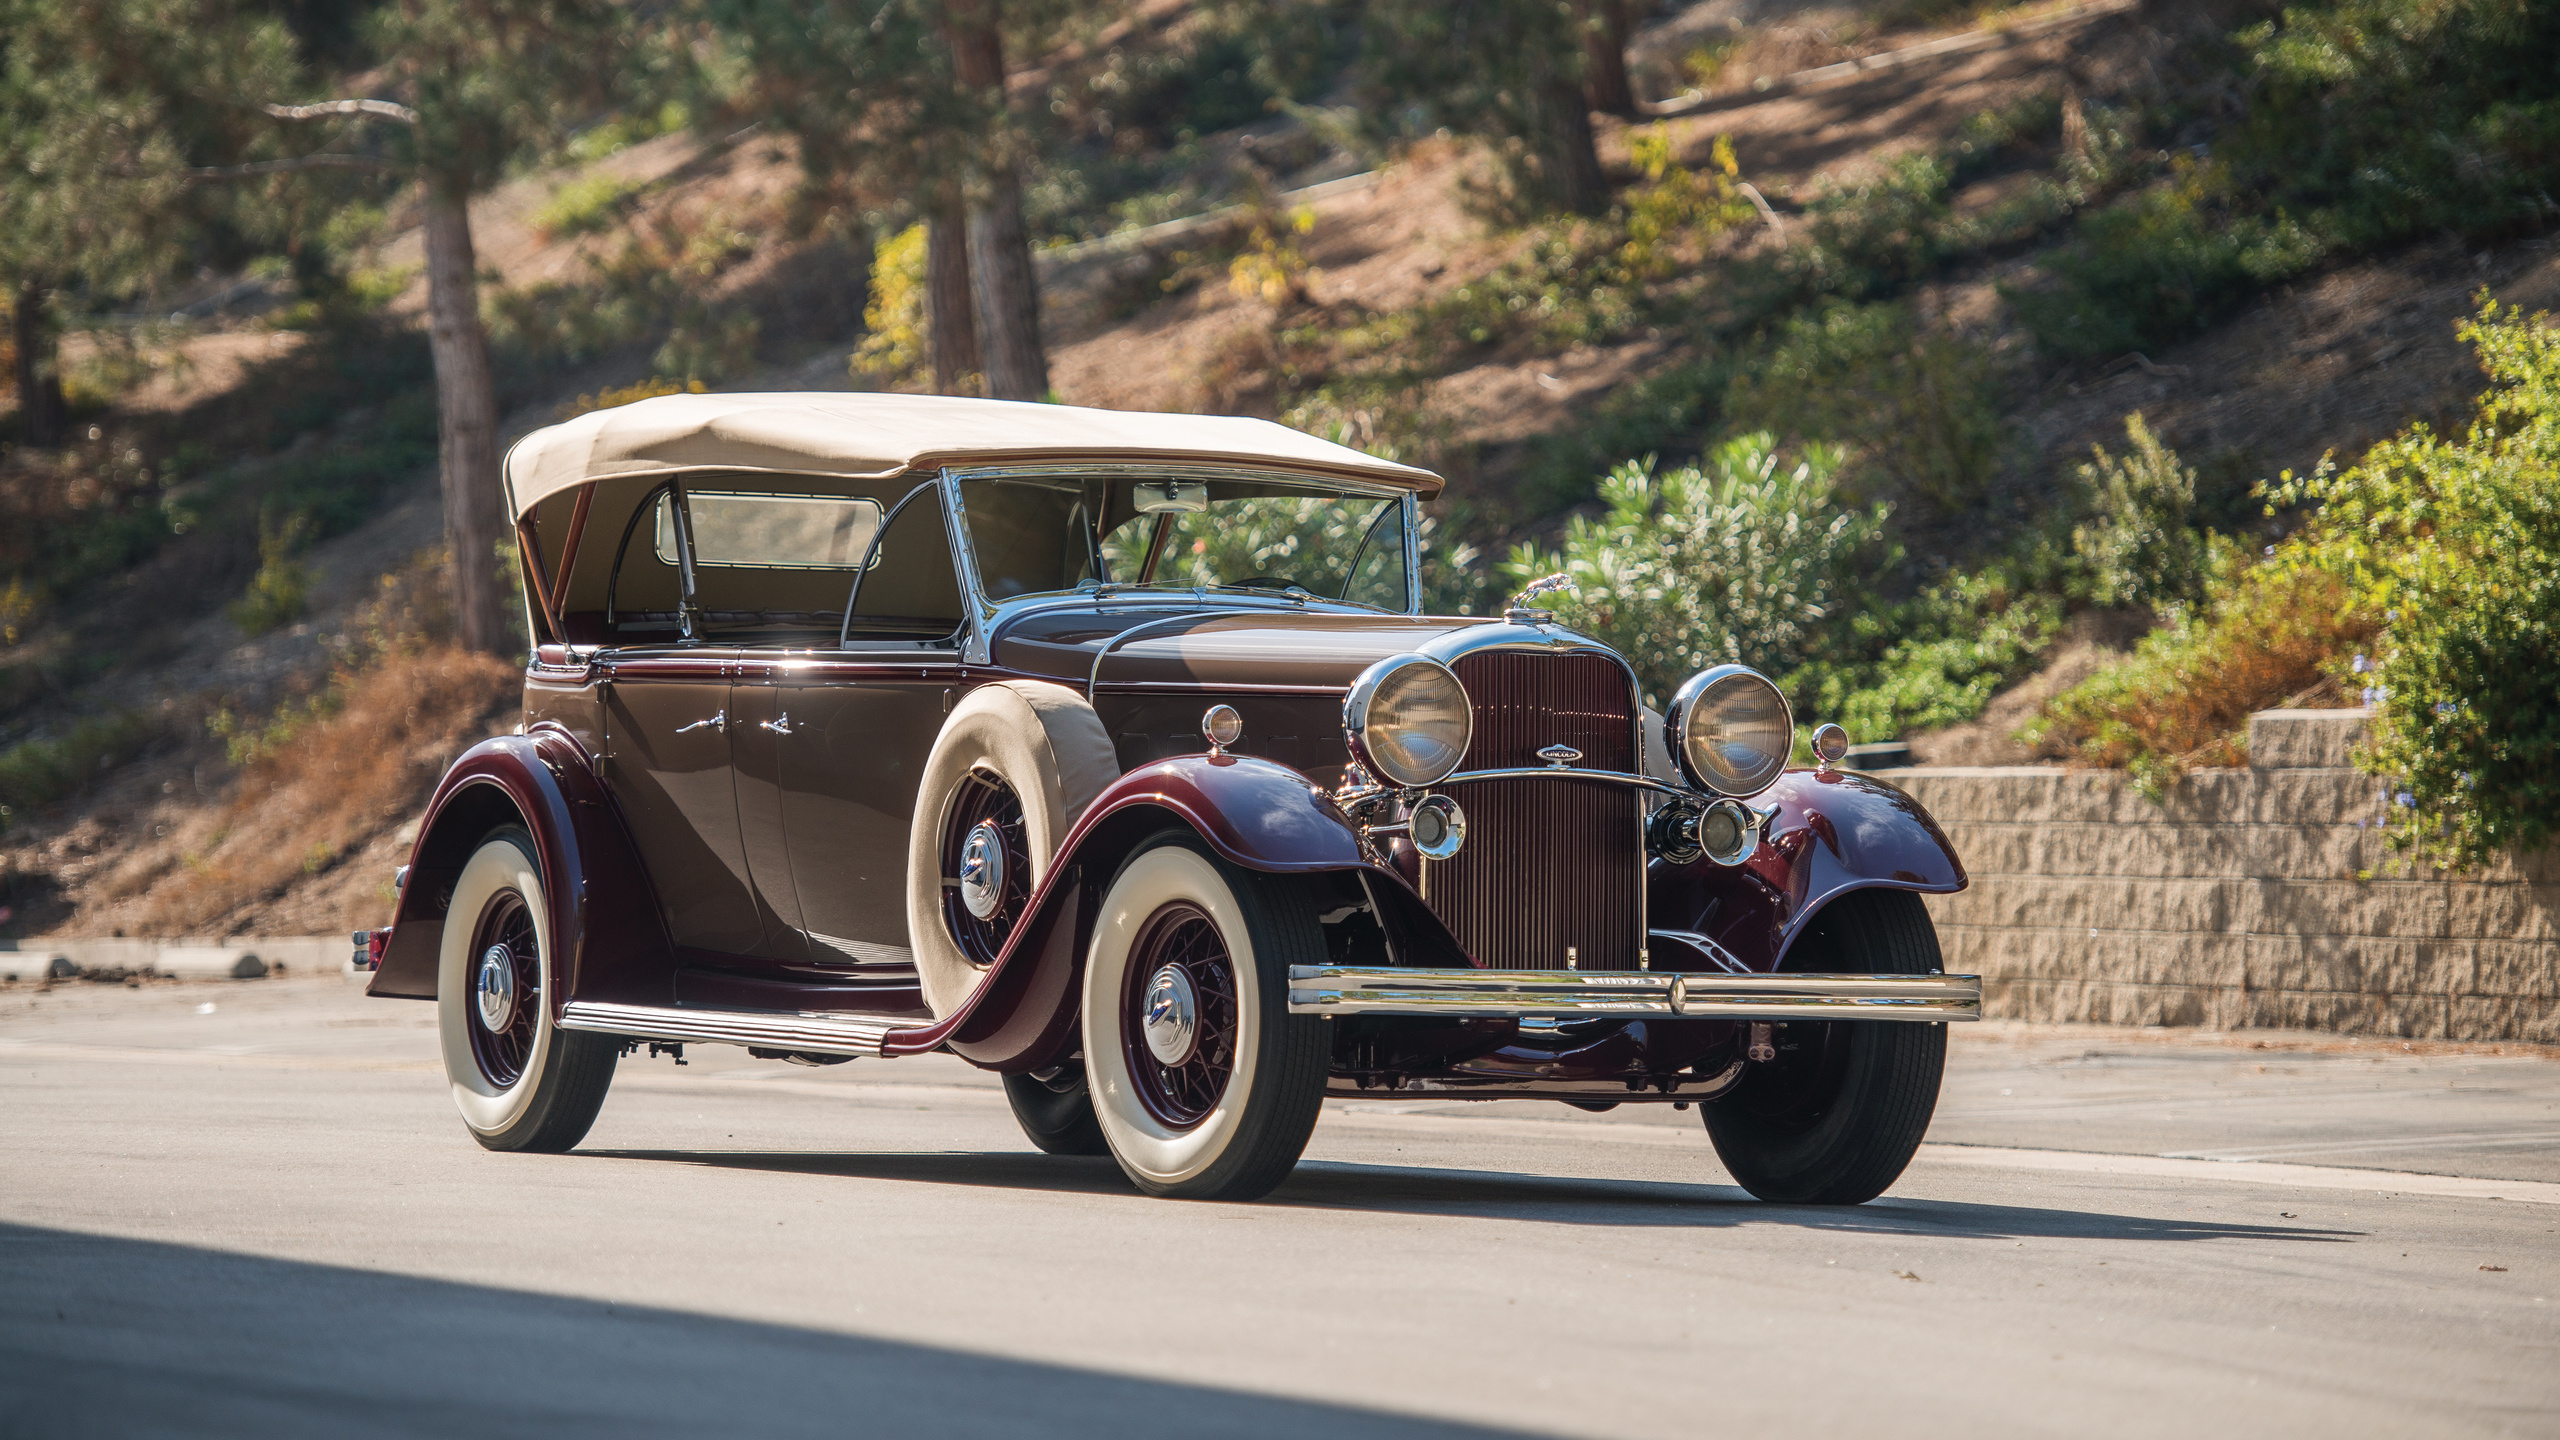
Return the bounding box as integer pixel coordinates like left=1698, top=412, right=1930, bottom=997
left=1119, top=902, right=1241, bottom=1132
left=939, top=768, right=1032, bottom=967
left=463, top=890, right=541, bottom=1090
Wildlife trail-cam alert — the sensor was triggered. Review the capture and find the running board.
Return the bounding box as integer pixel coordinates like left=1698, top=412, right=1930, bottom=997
left=557, top=1000, right=932, bottom=1059
left=1285, top=967, right=1980, bottom=1021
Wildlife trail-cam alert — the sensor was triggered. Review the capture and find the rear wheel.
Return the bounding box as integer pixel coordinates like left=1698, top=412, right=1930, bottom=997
left=1082, top=833, right=1328, bottom=1200
left=1002, top=1060, right=1110, bottom=1156
left=437, top=829, right=617, bottom=1153
left=1702, top=889, right=1947, bottom=1204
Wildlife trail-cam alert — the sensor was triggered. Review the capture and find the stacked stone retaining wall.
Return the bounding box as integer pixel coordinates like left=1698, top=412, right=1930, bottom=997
left=1892, top=710, right=2560, bottom=1043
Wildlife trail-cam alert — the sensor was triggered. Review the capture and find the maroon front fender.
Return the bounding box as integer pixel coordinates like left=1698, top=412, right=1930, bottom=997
left=1070, top=754, right=1371, bottom=873
left=1647, top=768, right=1966, bottom=973
left=933, top=754, right=1423, bottom=1069
left=365, top=725, right=675, bottom=1010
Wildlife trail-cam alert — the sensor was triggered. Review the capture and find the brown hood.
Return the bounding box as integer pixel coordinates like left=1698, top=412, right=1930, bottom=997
left=1082, top=611, right=1494, bottom=691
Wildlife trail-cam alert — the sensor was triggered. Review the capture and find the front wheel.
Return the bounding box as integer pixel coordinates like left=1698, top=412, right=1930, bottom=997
left=1081, top=833, right=1329, bottom=1200
left=1702, top=889, right=1948, bottom=1204
left=436, top=828, right=618, bottom=1153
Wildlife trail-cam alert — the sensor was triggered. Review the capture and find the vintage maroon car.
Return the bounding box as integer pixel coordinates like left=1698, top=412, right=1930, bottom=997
left=358, top=392, right=1977, bottom=1203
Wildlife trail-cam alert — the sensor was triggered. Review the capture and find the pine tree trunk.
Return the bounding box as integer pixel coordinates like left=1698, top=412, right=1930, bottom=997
left=964, top=180, right=1047, bottom=401
left=946, top=0, right=1050, bottom=403
left=1582, top=0, right=1638, bottom=115
left=12, top=281, right=69, bottom=449
left=421, top=185, right=515, bottom=657
left=926, top=187, right=981, bottom=395
left=1536, top=69, right=1611, bottom=216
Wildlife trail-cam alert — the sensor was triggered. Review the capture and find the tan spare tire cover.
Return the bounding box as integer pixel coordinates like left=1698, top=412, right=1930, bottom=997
left=907, top=681, right=1121, bottom=1018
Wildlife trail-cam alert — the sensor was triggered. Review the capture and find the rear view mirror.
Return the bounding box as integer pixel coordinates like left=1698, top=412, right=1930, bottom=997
left=1132, top=480, right=1208, bottom=515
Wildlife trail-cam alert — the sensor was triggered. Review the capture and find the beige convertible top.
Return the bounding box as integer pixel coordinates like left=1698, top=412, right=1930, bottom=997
left=503, top=391, right=1441, bottom=518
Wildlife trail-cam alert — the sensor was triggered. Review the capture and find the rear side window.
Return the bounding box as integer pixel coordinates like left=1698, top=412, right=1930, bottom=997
left=655, top=492, right=882, bottom=570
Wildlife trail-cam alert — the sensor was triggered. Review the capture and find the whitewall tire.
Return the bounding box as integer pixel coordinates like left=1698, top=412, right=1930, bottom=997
left=906, top=682, right=1119, bottom=1018
left=436, top=829, right=616, bottom=1153
left=1081, top=834, right=1328, bottom=1200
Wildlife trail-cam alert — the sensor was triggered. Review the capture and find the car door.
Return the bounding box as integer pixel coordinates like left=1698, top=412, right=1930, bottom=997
left=779, top=483, right=972, bottom=983
left=779, top=665, right=957, bottom=979
left=600, top=654, right=767, bottom=957
left=728, top=661, right=809, bottom=965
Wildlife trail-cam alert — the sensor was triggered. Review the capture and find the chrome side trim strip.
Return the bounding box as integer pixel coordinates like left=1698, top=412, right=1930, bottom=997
left=557, top=1000, right=927, bottom=1058
left=1285, top=967, right=1981, bottom=1021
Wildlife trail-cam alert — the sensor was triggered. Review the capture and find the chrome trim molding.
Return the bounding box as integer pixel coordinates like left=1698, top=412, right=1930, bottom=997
left=1285, top=967, right=1981, bottom=1021
left=558, top=1000, right=926, bottom=1058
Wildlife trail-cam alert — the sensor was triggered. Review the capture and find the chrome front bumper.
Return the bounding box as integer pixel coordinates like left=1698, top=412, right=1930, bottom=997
left=1285, top=966, right=1980, bottom=1021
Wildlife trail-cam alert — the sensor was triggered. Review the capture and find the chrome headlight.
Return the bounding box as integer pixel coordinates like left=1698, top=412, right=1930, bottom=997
left=1344, top=654, right=1472, bottom=788
left=1665, top=664, right=1793, bottom=797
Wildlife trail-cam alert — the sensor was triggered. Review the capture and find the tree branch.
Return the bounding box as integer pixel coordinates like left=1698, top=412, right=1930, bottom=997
left=265, top=98, right=419, bottom=125
left=186, top=154, right=391, bottom=180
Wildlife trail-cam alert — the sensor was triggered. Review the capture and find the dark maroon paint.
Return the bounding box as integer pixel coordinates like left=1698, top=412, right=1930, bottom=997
left=366, top=725, right=677, bottom=1011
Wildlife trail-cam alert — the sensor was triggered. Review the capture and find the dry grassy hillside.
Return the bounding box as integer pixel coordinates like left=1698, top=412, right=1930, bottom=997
left=2, top=0, right=2549, bottom=939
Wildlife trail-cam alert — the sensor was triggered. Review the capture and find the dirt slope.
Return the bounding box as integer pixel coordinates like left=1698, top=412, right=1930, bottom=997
left=5, top=2, right=2551, bottom=940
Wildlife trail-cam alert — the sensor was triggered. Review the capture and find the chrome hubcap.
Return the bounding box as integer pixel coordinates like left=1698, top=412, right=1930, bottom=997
left=475, top=945, right=516, bottom=1032
left=1141, top=964, right=1199, bottom=1066
left=958, top=819, right=1009, bottom=921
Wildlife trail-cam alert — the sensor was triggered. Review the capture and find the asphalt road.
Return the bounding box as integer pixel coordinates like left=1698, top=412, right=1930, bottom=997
left=3, top=971, right=2555, bottom=1438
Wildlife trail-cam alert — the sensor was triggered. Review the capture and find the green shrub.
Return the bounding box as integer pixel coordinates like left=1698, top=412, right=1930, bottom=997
left=2280, top=298, right=2560, bottom=869
left=2072, top=412, right=2216, bottom=612
left=2023, top=549, right=2376, bottom=795
left=0, top=710, right=164, bottom=829
left=1726, top=300, right=2010, bottom=514
left=229, top=510, right=312, bottom=636
left=2012, top=159, right=2326, bottom=359
left=533, top=173, right=647, bottom=239
left=1790, top=565, right=2061, bottom=742
left=2226, top=0, right=2560, bottom=253
left=853, top=222, right=927, bottom=383
left=2017, top=0, right=2560, bottom=359
left=1515, top=354, right=1734, bottom=516
left=1501, top=435, right=1885, bottom=704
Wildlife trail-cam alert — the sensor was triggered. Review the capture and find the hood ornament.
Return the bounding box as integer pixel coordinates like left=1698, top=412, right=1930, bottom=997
left=1505, top=572, right=1573, bottom=623
left=1537, top=743, right=1582, bottom=769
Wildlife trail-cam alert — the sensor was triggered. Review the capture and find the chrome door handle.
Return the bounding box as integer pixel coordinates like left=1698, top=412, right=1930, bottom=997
left=760, top=713, right=794, bottom=735
left=675, top=710, right=727, bottom=734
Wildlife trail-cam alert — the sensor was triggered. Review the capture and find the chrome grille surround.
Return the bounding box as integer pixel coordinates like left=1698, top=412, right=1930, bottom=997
left=1414, top=642, right=1649, bottom=971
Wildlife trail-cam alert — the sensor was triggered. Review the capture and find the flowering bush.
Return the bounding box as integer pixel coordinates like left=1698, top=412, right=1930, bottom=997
left=2279, top=298, right=2560, bottom=868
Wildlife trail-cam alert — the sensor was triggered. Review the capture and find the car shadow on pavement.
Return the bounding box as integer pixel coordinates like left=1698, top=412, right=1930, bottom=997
left=0, top=1221, right=1542, bottom=1439
left=578, top=1149, right=2363, bottom=1245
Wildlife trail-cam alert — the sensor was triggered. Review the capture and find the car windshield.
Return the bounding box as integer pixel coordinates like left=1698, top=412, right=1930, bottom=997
left=956, top=474, right=1414, bottom=612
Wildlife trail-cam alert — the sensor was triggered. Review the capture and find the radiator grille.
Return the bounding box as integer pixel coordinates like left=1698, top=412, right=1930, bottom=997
left=1423, top=650, right=1643, bottom=970
left=1451, top=652, right=1636, bottom=771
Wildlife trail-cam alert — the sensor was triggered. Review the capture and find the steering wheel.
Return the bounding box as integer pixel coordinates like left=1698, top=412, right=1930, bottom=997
left=1230, top=576, right=1310, bottom=592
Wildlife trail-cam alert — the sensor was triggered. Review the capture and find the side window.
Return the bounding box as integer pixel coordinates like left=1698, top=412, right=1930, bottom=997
left=658, top=492, right=880, bottom=570
left=1343, top=500, right=1412, bottom=611
left=651, top=490, right=882, bottom=643
left=846, top=496, right=964, bottom=645
left=962, top=479, right=1099, bottom=599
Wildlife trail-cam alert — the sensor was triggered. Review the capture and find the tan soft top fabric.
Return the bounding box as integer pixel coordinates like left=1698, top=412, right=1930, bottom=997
left=503, top=391, right=1441, bottom=517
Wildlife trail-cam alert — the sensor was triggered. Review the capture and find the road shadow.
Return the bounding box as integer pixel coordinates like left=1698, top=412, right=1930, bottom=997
left=579, top=1149, right=2363, bottom=1244
left=0, top=1222, right=1536, bottom=1439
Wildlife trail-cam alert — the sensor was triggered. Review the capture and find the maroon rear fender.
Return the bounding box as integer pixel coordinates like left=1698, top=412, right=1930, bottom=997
left=1647, top=768, right=1966, bottom=973
left=366, top=725, right=676, bottom=1009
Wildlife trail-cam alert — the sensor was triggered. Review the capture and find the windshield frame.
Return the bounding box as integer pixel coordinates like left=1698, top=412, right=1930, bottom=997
left=938, top=462, right=1424, bottom=653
